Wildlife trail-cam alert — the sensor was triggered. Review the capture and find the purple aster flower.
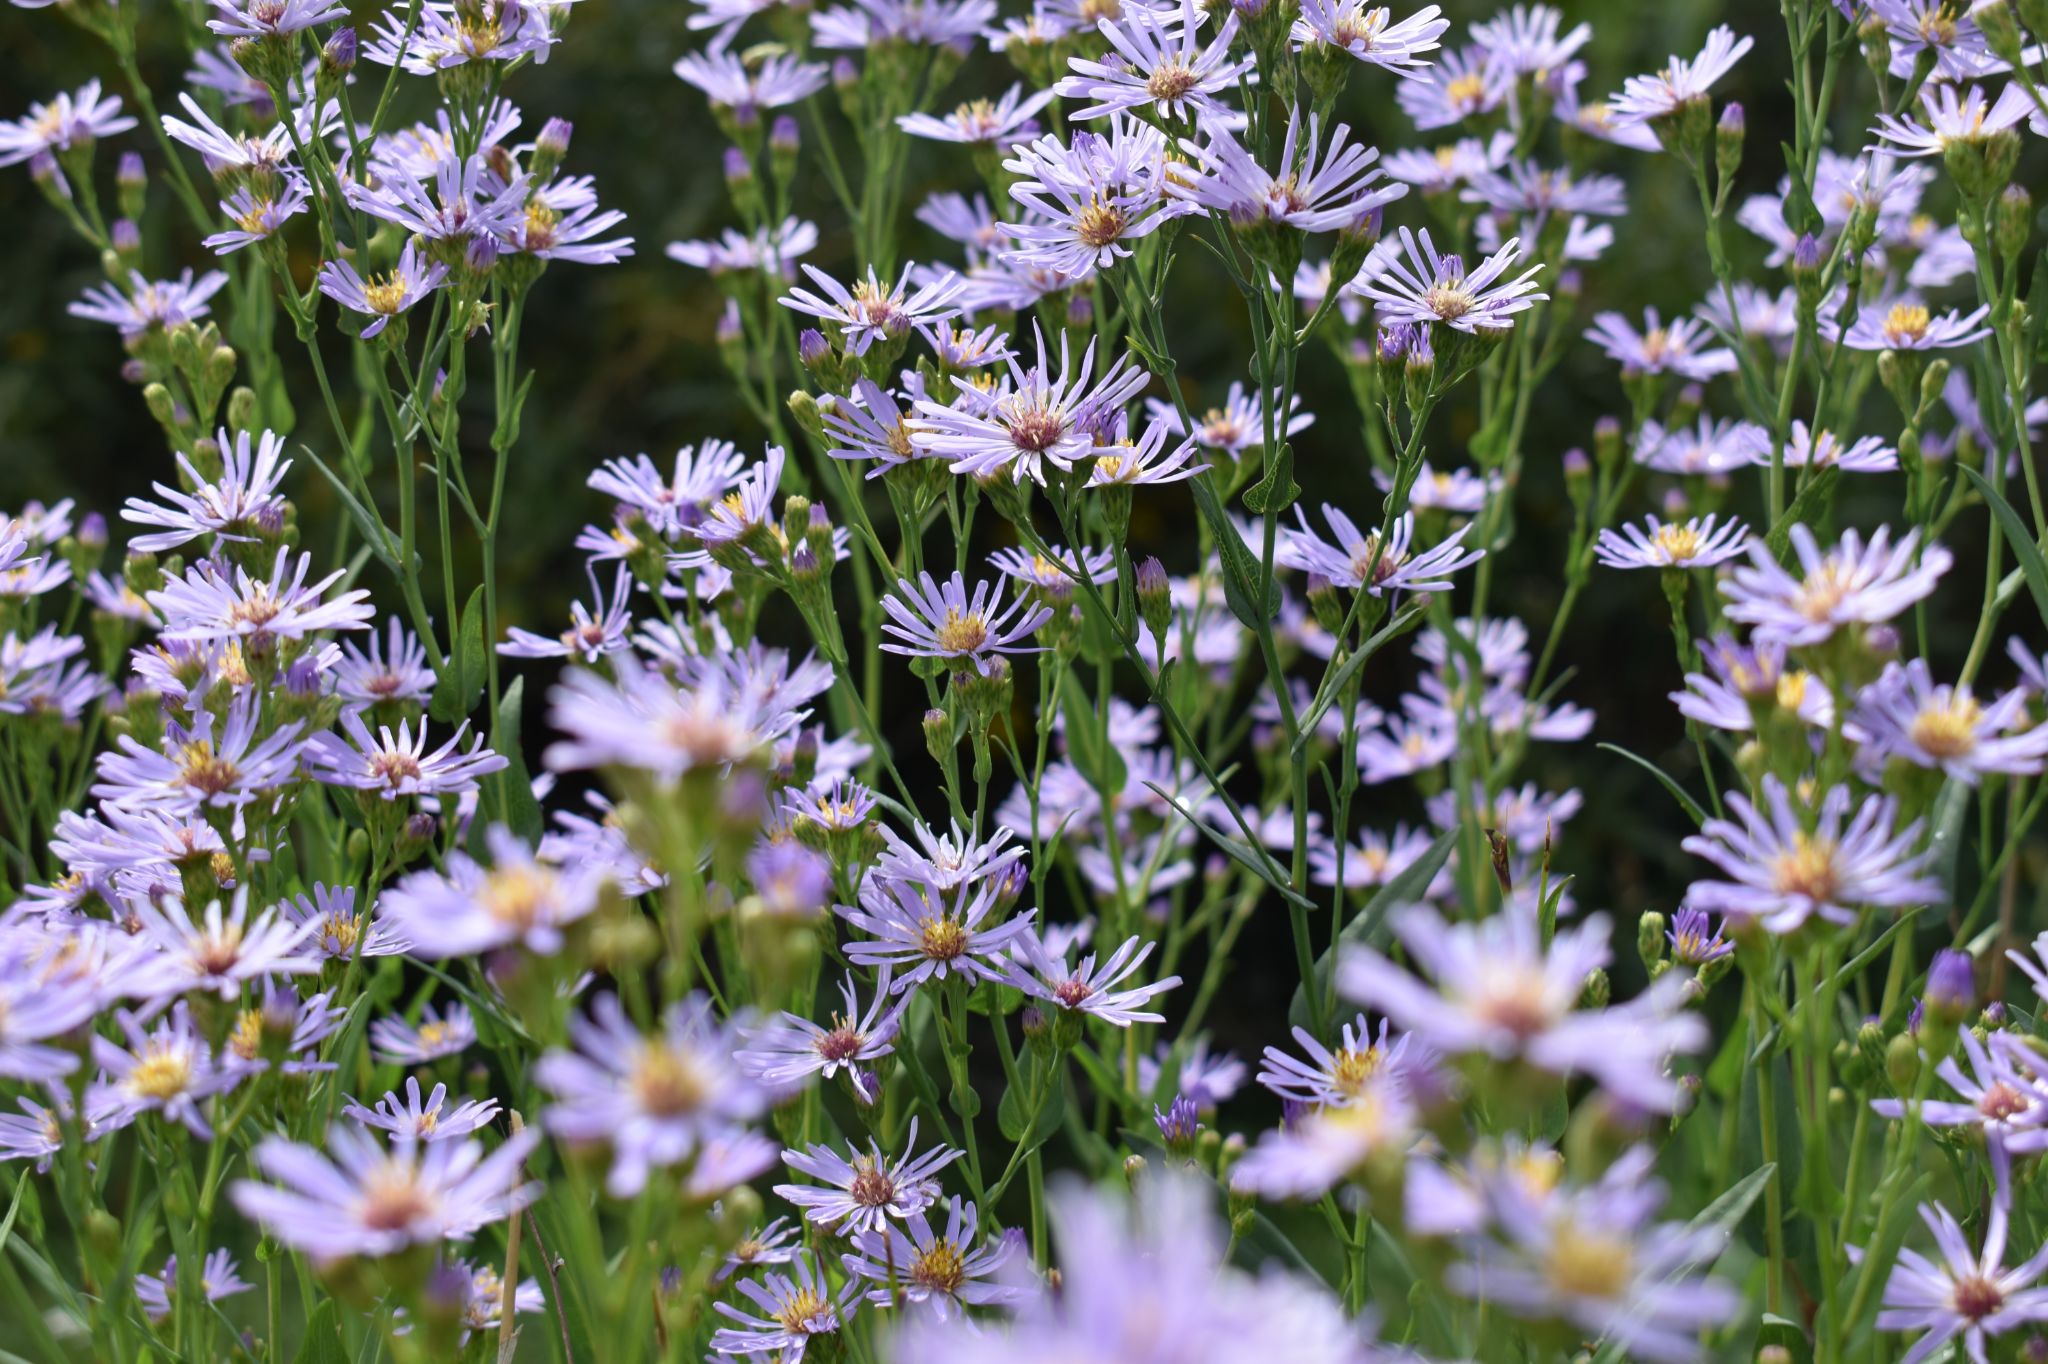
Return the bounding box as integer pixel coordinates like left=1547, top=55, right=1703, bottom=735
left=1001, top=117, right=1177, bottom=278
left=88, top=1004, right=237, bottom=1137
left=70, top=269, right=227, bottom=339
left=1722, top=525, right=1952, bottom=647
left=1842, top=299, right=1994, bottom=352
left=717, top=1217, right=802, bottom=1282
left=1279, top=506, right=1483, bottom=595
left=498, top=564, right=635, bottom=663
left=423, top=1259, right=545, bottom=1343
left=206, top=0, right=348, bottom=38
left=347, top=154, right=527, bottom=247
left=370, top=1002, right=476, bottom=1065
left=135, top=1250, right=251, bottom=1325
left=674, top=48, right=829, bottom=117
left=1879, top=1193, right=2048, bottom=1364
left=1849, top=659, right=2048, bottom=783
left=1594, top=513, right=1751, bottom=569
left=1666, top=907, right=1733, bottom=966
left=1635, top=415, right=1769, bottom=475
left=1350, top=226, right=1547, bottom=332
left=1874, top=82, right=2035, bottom=157
left=844, top=1197, right=1026, bottom=1319
left=878, top=570, right=1054, bottom=671
left=148, top=546, right=372, bottom=649
left=544, top=649, right=814, bottom=781
left=1003, top=930, right=1179, bottom=1026
left=1086, top=420, right=1208, bottom=487
left=132, top=887, right=321, bottom=998
left=838, top=877, right=1035, bottom=990
left=121, top=426, right=292, bottom=554
left=1870, top=0, right=2005, bottom=82
left=1471, top=3, right=1589, bottom=73
left=1774, top=421, right=1900, bottom=473
left=737, top=971, right=903, bottom=1086
left=899, top=84, right=1055, bottom=145
left=776, top=1119, right=962, bottom=1235
left=1339, top=904, right=1706, bottom=1111
left=822, top=380, right=929, bottom=480
left=0, top=945, right=100, bottom=1081
left=333, top=618, right=436, bottom=711
left=1172, top=111, right=1406, bottom=233
left=378, top=825, right=603, bottom=958
left=1153, top=1093, right=1201, bottom=1147
left=361, top=0, right=558, bottom=71
left=914, top=325, right=1151, bottom=484
left=1147, top=381, right=1314, bottom=457
left=1137, top=1038, right=1245, bottom=1106
left=231, top=1123, right=540, bottom=1260
left=1056, top=0, right=1252, bottom=124
left=1607, top=25, right=1754, bottom=126
left=315, top=239, right=449, bottom=338
left=1396, top=45, right=1512, bottom=128
left=92, top=693, right=306, bottom=815
left=1257, top=1012, right=1436, bottom=1109
left=1230, top=1084, right=1419, bottom=1199
left=495, top=189, right=633, bottom=265
left=809, top=0, right=995, bottom=47
left=782, top=775, right=879, bottom=834
left=1308, top=824, right=1437, bottom=889
left=1681, top=774, right=1941, bottom=933
left=202, top=177, right=312, bottom=254
left=307, top=713, right=510, bottom=801
left=779, top=263, right=963, bottom=357
left=345, top=1077, right=503, bottom=1143
left=0, top=81, right=136, bottom=167
left=1290, top=0, right=1449, bottom=72
left=587, top=440, right=746, bottom=537
left=1872, top=1029, right=2048, bottom=1153
left=710, top=1250, right=860, bottom=1359
left=1585, top=308, right=1735, bottom=380
left=534, top=993, right=769, bottom=1197
left=1450, top=1146, right=1739, bottom=1363
left=872, top=818, right=1025, bottom=893
left=744, top=839, right=834, bottom=918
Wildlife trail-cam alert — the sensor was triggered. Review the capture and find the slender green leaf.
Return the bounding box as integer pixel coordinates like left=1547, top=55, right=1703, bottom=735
left=1288, top=827, right=1457, bottom=1031
left=1598, top=742, right=1709, bottom=827
left=1960, top=464, right=2048, bottom=628
left=1764, top=466, right=1840, bottom=559
left=429, top=584, right=488, bottom=724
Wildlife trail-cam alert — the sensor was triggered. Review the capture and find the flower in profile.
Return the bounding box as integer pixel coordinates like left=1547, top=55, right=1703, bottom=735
left=899, top=84, right=1055, bottom=145
left=1001, top=116, right=1176, bottom=277
left=879, top=570, right=1054, bottom=671
left=1593, top=514, right=1750, bottom=570
left=135, top=1250, right=251, bottom=1323
left=839, top=877, right=1036, bottom=990
left=371, top=1002, right=477, bottom=1065
left=377, top=826, right=604, bottom=958
left=360, top=0, right=557, bottom=71
left=202, top=178, right=312, bottom=254
left=873, top=818, right=1025, bottom=893
left=716, top=1217, right=801, bottom=1282
left=88, top=1004, right=236, bottom=1137
left=231, top=1123, right=540, bottom=1261
left=1471, top=3, right=1590, bottom=73
left=1174, top=112, right=1406, bottom=234
left=121, top=427, right=293, bottom=554
left=1449, top=1146, right=1739, bottom=1363
left=499, top=564, right=635, bottom=663
left=1722, top=525, right=1952, bottom=648
left=1870, top=1029, right=2048, bottom=1154
left=1397, top=45, right=1512, bottom=129
left=283, top=883, right=411, bottom=960
left=779, top=263, right=963, bottom=357
left=1003, top=930, right=1180, bottom=1027
left=1635, top=416, right=1768, bottom=475
left=206, top=0, right=348, bottom=37
left=709, top=1250, right=860, bottom=1359
left=316, top=240, right=449, bottom=339
left=1607, top=25, right=1754, bottom=126
left=1258, top=1013, right=1436, bottom=1110
left=308, top=713, right=509, bottom=800
left=133, top=887, right=321, bottom=998
left=822, top=379, right=928, bottom=480
left=346, top=1077, right=503, bottom=1144
left=1872, top=83, right=2035, bottom=158
left=535, top=993, right=769, bottom=1197
left=1840, top=300, right=1991, bottom=351
left=1290, top=0, right=1450, bottom=73
left=1772, top=421, right=1899, bottom=473
left=0, top=81, right=135, bottom=171
left=334, top=618, right=437, bottom=711
left=1680, top=775, right=1940, bottom=933
left=1086, top=421, right=1208, bottom=487
left=1585, top=309, right=1735, bottom=380
left=738, top=971, right=903, bottom=1086
left=70, top=269, right=228, bottom=339
left=1339, top=904, right=1705, bottom=1111
left=845, top=1197, right=1026, bottom=1319
left=544, top=651, right=812, bottom=782
left=673, top=49, right=829, bottom=118
left=1280, top=506, right=1483, bottom=596
left=1349, top=226, right=1547, bottom=333
left=1849, top=659, right=2048, bottom=784
left=587, top=440, right=747, bottom=537
left=1056, top=0, right=1252, bottom=124
left=913, top=325, right=1151, bottom=485
left=1137, top=1038, right=1246, bottom=1106
left=1878, top=1192, right=2048, bottom=1364
left=775, top=1119, right=962, bottom=1235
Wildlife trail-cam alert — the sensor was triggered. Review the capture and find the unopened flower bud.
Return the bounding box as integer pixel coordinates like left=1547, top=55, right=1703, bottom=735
left=529, top=117, right=572, bottom=181
left=1136, top=555, right=1171, bottom=638
left=111, top=217, right=141, bottom=257
left=922, top=707, right=954, bottom=760
left=1925, top=949, right=1974, bottom=1025
left=1065, top=290, right=1094, bottom=329
left=1579, top=968, right=1610, bottom=1009
left=321, top=26, right=357, bottom=77
left=1636, top=911, right=1667, bottom=967
left=1305, top=571, right=1342, bottom=633
left=1884, top=1031, right=1920, bottom=1091
left=1996, top=183, right=2033, bottom=265
left=1592, top=416, right=1623, bottom=470
left=1974, top=0, right=2024, bottom=67
left=717, top=297, right=744, bottom=346
left=1758, top=1346, right=1794, bottom=1364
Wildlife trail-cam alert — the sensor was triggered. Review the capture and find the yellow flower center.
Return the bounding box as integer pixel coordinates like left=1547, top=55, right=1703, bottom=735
left=480, top=865, right=554, bottom=929
left=1882, top=303, right=1931, bottom=346
left=911, top=1241, right=967, bottom=1294
left=918, top=915, right=968, bottom=961
left=1147, top=61, right=1199, bottom=101
left=1329, top=1046, right=1384, bottom=1095
left=934, top=610, right=990, bottom=655
left=127, top=1045, right=195, bottom=1101
left=1653, top=523, right=1704, bottom=562
left=1771, top=832, right=1840, bottom=902
left=1075, top=196, right=1129, bottom=250
left=1910, top=695, right=1982, bottom=759
left=176, top=742, right=241, bottom=797
left=362, top=272, right=412, bottom=316
left=1545, top=1220, right=1634, bottom=1300
left=630, top=1046, right=709, bottom=1117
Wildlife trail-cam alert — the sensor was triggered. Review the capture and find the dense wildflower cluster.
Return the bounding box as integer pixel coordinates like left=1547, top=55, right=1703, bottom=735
left=3, top=0, right=2048, bottom=1360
